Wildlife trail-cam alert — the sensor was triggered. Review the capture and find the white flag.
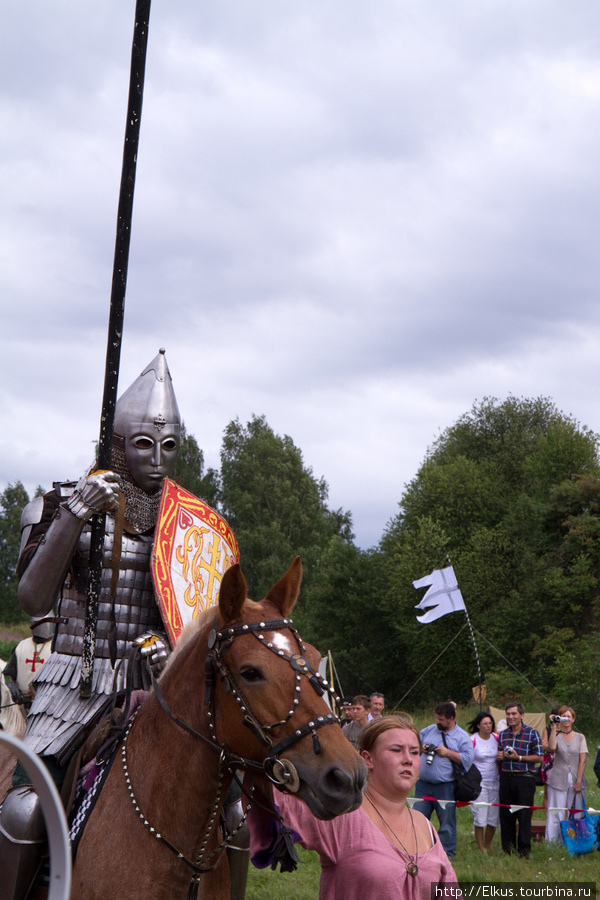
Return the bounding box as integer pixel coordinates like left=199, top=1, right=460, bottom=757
left=413, top=565, right=466, bottom=624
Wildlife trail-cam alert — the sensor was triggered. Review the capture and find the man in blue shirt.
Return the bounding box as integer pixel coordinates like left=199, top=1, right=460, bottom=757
left=497, top=702, right=543, bottom=857
left=413, top=701, right=474, bottom=858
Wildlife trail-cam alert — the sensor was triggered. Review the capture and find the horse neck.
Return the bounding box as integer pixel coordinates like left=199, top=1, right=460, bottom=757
left=125, top=625, right=233, bottom=858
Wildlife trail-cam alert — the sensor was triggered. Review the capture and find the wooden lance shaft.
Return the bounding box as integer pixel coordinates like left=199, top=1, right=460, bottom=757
left=80, top=0, right=152, bottom=697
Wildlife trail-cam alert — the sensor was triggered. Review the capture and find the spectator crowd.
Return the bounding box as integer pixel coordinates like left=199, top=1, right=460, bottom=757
left=340, top=692, right=599, bottom=859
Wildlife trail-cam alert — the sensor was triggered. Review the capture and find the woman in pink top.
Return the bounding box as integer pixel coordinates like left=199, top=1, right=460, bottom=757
left=249, top=715, right=457, bottom=899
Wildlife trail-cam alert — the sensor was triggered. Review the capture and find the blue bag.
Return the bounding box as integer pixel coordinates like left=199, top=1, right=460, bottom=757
left=560, top=796, right=598, bottom=856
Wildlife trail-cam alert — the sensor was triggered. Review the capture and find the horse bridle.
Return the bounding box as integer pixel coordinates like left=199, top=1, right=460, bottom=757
left=204, top=615, right=340, bottom=782
left=120, top=614, right=340, bottom=890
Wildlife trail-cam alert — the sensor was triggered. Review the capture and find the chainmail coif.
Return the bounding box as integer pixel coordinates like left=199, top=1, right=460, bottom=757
left=109, top=446, right=162, bottom=534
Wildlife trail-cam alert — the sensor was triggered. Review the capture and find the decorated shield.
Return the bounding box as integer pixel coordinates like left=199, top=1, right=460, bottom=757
left=151, top=478, right=240, bottom=647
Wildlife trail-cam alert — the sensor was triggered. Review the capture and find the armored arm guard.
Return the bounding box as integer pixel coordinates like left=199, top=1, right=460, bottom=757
left=17, top=474, right=121, bottom=618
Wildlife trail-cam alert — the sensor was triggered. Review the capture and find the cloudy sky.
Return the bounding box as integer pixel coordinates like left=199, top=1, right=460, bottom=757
left=2, top=0, right=599, bottom=549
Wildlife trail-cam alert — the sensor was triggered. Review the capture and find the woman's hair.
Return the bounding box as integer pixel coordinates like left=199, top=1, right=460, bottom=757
left=357, top=714, right=422, bottom=755
left=558, top=705, right=576, bottom=722
left=467, top=710, right=496, bottom=735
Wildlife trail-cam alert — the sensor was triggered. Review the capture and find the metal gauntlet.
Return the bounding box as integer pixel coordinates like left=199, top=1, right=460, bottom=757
left=133, top=632, right=170, bottom=674
left=66, top=472, right=121, bottom=521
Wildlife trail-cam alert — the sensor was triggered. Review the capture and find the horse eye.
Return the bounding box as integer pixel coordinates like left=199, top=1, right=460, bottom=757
left=240, top=667, right=264, bottom=683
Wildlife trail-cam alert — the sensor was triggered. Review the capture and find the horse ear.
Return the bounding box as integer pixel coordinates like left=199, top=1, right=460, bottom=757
left=264, top=556, right=302, bottom=617
left=218, top=564, right=248, bottom=623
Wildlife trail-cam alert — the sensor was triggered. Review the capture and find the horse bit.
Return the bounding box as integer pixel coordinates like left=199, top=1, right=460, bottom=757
left=120, top=615, right=340, bottom=892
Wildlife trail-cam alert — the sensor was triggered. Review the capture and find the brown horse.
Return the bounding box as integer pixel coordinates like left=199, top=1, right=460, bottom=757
left=70, top=557, right=366, bottom=899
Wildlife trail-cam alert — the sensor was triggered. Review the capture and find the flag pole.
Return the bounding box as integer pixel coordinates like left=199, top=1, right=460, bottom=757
left=80, top=0, right=152, bottom=697
left=446, top=555, right=485, bottom=708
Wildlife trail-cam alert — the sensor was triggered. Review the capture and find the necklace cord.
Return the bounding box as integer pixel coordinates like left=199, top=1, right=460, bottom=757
left=364, top=791, right=419, bottom=876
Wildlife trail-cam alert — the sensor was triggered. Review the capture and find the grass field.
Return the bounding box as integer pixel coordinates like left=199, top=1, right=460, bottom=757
left=247, top=708, right=600, bottom=897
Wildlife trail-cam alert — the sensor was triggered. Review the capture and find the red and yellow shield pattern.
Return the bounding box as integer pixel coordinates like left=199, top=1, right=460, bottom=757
left=151, top=478, right=240, bottom=647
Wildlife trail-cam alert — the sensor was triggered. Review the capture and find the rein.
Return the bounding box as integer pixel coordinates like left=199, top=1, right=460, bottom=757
left=121, top=613, right=340, bottom=896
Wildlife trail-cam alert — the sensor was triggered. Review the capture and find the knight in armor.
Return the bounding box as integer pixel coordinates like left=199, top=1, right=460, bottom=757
left=0, top=348, right=249, bottom=900
left=0, top=350, right=180, bottom=898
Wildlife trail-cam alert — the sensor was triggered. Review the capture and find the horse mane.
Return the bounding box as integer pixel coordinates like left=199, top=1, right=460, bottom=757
left=162, top=605, right=216, bottom=672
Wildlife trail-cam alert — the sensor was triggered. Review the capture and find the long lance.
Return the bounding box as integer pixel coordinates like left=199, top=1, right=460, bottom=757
left=80, top=0, right=152, bottom=697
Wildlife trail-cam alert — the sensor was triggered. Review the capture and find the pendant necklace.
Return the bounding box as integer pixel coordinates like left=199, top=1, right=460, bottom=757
left=365, top=792, right=419, bottom=876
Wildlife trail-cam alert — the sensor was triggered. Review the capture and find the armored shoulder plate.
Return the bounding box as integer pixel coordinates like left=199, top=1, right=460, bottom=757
left=19, top=496, right=45, bottom=560
left=20, top=496, right=44, bottom=531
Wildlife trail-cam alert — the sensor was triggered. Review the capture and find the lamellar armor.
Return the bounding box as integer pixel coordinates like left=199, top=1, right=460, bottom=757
left=20, top=495, right=161, bottom=764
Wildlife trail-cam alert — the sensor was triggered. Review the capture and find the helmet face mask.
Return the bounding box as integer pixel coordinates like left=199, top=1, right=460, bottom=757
left=113, top=349, right=181, bottom=494
left=124, top=424, right=180, bottom=493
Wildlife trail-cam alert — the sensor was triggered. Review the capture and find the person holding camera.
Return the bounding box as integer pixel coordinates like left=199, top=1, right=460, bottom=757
left=413, top=701, right=474, bottom=858
left=544, top=706, right=588, bottom=843
left=497, top=702, right=543, bottom=857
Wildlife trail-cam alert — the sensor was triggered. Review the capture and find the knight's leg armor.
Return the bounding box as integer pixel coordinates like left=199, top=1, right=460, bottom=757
left=0, top=785, right=46, bottom=900
left=225, top=798, right=250, bottom=900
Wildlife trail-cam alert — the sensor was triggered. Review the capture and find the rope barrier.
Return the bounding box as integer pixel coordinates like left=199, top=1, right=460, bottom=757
left=406, top=796, right=600, bottom=815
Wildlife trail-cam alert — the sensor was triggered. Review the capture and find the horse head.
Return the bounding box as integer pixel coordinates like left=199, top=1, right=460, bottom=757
left=211, top=556, right=366, bottom=819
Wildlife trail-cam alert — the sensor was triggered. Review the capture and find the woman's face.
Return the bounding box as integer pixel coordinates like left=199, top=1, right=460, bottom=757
left=559, top=710, right=574, bottom=730
left=361, top=728, right=421, bottom=796
left=478, top=716, right=493, bottom=738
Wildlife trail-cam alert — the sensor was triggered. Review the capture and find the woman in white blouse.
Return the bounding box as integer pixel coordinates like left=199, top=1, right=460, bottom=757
left=468, top=711, right=499, bottom=851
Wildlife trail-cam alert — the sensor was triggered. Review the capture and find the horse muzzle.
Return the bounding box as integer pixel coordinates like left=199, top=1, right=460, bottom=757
left=291, top=757, right=367, bottom=820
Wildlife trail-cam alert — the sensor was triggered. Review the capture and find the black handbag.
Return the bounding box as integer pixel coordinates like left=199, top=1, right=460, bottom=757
left=441, top=732, right=482, bottom=802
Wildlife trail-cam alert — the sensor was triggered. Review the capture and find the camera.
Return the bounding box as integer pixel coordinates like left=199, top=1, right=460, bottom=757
left=423, top=743, right=437, bottom=765
left=550, top=715, right=569, bottom=723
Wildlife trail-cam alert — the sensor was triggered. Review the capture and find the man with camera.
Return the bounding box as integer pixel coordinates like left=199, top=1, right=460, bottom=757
left=413, top=701, right=474, bottom=858
left=497, top=702, right=543, bottom=857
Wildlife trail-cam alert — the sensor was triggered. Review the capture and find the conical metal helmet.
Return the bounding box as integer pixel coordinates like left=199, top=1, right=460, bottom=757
left=113, top=348, right=181, bottom=448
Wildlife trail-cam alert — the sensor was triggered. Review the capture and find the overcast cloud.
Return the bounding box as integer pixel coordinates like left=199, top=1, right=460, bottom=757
left=2, top=1, right=599, bottom=548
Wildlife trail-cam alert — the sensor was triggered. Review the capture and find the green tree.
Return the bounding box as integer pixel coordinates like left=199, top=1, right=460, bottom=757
left=380, top=397, right=600, bottom=706
left=172, top=422, right=221, bottom=508
left=549, top=631, right=600, bottom=734
left=219, top=415, right=352, bottom=604
left=0, top=481, right=32, bottom=622
left=300, top=536, right=389, bottom=700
